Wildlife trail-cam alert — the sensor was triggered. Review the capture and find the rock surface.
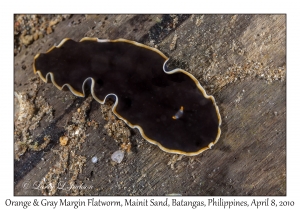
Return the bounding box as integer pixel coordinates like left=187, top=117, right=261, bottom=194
left=14, top=14, right=286, bottom=195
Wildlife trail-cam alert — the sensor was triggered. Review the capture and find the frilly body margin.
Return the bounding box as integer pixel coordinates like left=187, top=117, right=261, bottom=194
left=33, top=37, right=222, bottom=156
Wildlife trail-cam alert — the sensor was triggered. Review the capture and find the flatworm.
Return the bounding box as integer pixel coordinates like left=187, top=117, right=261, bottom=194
left=33, top=38, right=221, bottom=156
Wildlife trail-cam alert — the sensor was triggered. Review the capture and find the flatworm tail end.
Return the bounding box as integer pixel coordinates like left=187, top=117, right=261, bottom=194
left=162, top=59, right=222, bottom=153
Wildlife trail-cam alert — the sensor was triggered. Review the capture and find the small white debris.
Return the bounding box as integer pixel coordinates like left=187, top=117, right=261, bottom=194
left=111, top=150, right=124, bottom=163
left=91, top=156, right=98, bottom=163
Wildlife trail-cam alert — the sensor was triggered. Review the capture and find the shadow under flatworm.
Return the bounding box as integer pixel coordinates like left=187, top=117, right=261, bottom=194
left=33, top=38, right=221, bottom=156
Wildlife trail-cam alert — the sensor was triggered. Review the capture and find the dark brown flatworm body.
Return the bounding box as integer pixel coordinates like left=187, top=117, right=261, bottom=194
left=33, top=38, right=221, bottom=156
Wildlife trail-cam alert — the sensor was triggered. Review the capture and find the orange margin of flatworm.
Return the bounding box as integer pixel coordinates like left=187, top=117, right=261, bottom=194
left=33, top=37, right=222, bottom=156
